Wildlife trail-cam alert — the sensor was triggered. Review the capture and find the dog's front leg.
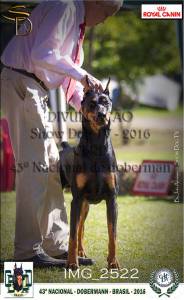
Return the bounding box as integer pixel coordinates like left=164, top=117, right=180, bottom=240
left=78, top=200, right=89, bottom=257
left=67, top=199, right=82, bottom=270
left=106, top=198, right=120, bottom=269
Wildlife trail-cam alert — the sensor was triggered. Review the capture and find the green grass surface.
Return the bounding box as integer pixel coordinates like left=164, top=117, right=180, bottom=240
left=69, top=105, right=183, bottom=118
left=1, top=192, right=183, bottom=283
left=114, top=128, right=183, bottom=164
left=115, top=149, right=175, bottom=162
left=129, top=105, right=183, bottom=118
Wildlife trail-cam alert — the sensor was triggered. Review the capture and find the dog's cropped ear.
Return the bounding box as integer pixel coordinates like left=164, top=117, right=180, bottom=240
left=80, top=98, right=86, bottom=115
left=86, top=75, right=90, bottom=88
left=83, top=75, right=94, bottom=93
left=103, top=77, right=110, bottom=96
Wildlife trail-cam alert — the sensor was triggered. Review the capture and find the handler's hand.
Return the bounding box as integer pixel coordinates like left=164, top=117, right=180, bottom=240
left=80, top=74, right=103, bottom=93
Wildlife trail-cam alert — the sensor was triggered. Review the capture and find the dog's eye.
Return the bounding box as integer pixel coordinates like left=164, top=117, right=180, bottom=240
left=99, top=97, right=109, bottom=106
left=102, top=100, right=109, bottom=107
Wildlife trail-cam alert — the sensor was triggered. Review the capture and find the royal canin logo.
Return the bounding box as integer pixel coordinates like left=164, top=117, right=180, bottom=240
left=141, top=4, right=183, bottom=19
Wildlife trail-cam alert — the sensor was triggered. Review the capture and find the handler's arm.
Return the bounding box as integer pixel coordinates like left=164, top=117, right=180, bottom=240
left=69, top=81, right=84, bottom=112
left=31, top=2, right=87, bottom=82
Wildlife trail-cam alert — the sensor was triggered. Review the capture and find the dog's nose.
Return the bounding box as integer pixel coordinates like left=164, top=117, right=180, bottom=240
left=98, top=111, right=106, bottom=119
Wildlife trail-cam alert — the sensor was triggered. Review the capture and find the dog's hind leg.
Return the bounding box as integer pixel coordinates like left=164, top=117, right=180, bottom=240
left=78, top=200, right=89, bottom=258
left=67, top=199, right=82, bottom=270
left=106, top=198, right=120, bottom=269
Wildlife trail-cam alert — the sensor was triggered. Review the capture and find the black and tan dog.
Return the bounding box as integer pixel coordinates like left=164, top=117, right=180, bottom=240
left=60, top=79, right=119, bottom=270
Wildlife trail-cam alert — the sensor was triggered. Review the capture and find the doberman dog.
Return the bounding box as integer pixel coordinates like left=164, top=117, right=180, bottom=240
left=60, top=78, right=119, bottom=270
left=13, top=263, right=23, bottom=292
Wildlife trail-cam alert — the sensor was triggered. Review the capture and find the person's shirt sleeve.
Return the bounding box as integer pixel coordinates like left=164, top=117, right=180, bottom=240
left=69, top=81, right=84, bottom=111
left=31, top=2, right=86, bottom=81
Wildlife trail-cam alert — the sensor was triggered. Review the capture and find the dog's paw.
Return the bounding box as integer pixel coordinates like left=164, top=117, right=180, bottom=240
left=78, top=249, right=87, bottom=258
left=66, top=261, right=79, bottom=270
left=107, top=257, right=120, bottom=270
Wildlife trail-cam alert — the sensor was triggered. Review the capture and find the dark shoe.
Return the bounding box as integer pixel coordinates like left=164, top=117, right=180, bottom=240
left=54, top=252, right=95, bottom=266
left=18, top=245, right=66, bottom=268
left=54, top=251, right=68, bottom=260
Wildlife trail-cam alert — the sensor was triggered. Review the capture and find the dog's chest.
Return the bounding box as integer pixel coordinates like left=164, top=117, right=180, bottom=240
left=75, top=172, right=116, bottom=203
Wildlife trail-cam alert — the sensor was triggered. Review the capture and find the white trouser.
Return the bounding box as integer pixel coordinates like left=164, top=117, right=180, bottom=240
left=1, top=67, right=69, bottom=259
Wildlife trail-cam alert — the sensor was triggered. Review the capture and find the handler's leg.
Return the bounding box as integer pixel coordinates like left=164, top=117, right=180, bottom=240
left=40, top=160, right=69, bottom=257
left=1, top=68, right=69, bottom=260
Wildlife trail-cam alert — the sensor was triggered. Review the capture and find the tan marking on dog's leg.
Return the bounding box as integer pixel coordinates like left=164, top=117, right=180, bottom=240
left=67, top=201, right=82, bottom=270
left=76, top=173, right=88, bottom=189
left=107, top=222, right=120, bottom=269
left=67, top=237, right=78, bottom=270
left=105, top=172, right=116, bottom=189
left=78, top=201, right=89, bottom=257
